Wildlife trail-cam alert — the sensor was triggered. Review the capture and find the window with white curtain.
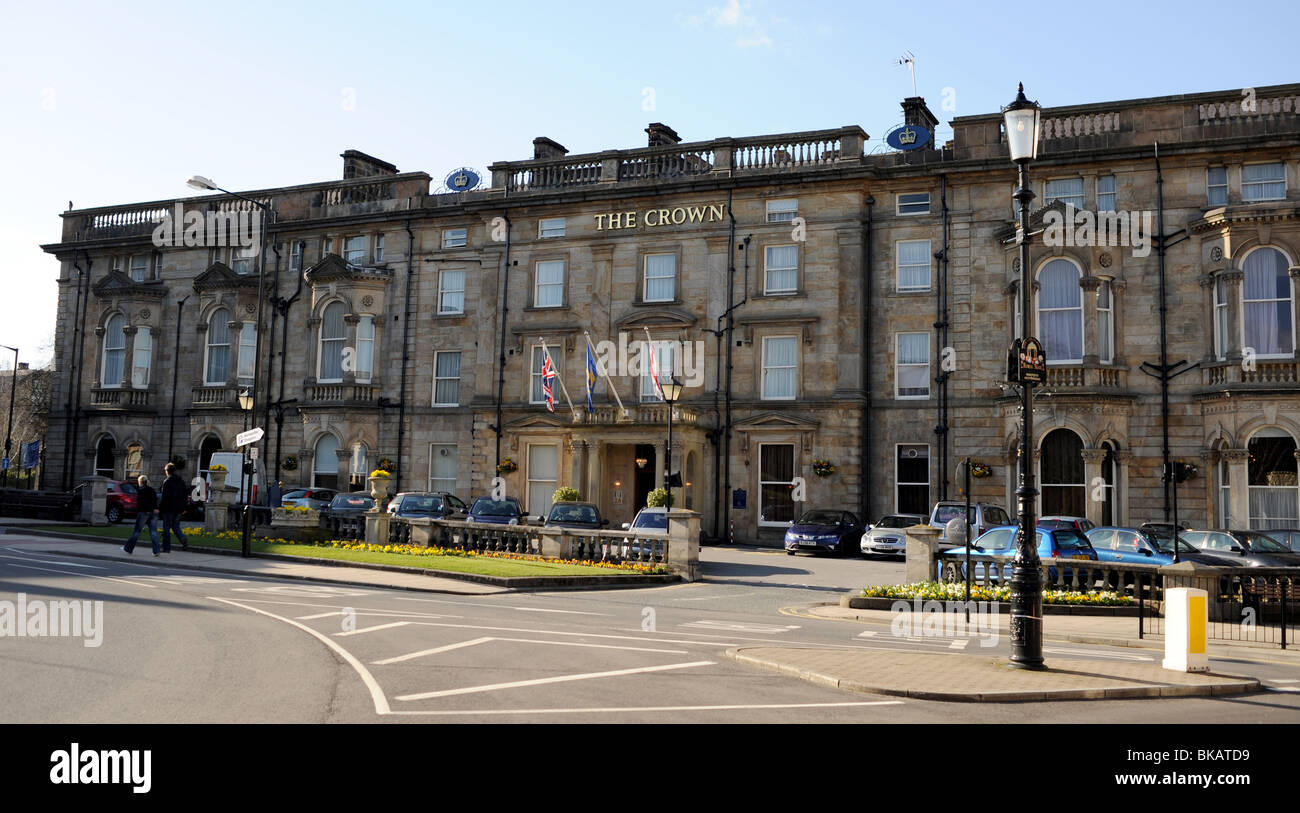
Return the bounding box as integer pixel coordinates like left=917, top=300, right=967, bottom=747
left=1242, top=163, right=1286, bottom=202
left=1097, top=176, right=1116, bottom=212
left=1248, top=430, right=1299, bottom=529
left=896, top=239, right=932, bottom=292
left=895, top=333, right=930, bottom=399
left=1044, top=178, right=1085, bottom=209
left=1207, top=167, right=1228, bottom=206
left=374, top=235, right=385, bottom=263
left=1214, top=275, right=1229, bottom=361
left=539, top=218, right=566, bottom=238
left=355, top=316, right=374, bottom=382
left=102, top=314, right=126, bottom=387
left=1242, top=247, right=1294, bottom=357
left=429, top=444, right=458, bottom=493
left=531, top=345, right=564, bottom=403
left=318, top=302, right=346, bottom=382
left=1097, top=281, right=1114, bottom=363
left=344, top=236, right=367, bottom=264
left=766, top=199, right=798, bottom=223
left=639, top=341, right=675, bottom=401
left=312, top=434, right=340, bottom=490
left=131, top=328, right=152, bottom=388
left=535, top=260, right=565, bottom=307
left=290, top=241, right=304, bottom=273
left=1038, top=259, right=1084, bottom=363
left=526, top=444, right=559, bottom=518
left=643, top=254, right=675, bottom=302
left=236, top=323, right=256, bottom=385
left=442, top=228, right=468, bottom=248
left=764, top=245, right=798, bottom=294
left=433, top=351, right=461, bottom=406
left=204, top=309, right=230, bottom=386
left=439, top=269, right=465, bottom=314
left=1219, top=453, right=1232, bottom=528
left=130, top=254, right=149, bottom=282
left=229, top=247, right=254, bottom=275
left=761, top=336, right=797, bottom=400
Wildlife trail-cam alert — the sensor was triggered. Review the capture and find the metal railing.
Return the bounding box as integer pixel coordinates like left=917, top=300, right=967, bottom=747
left=1140, top=569, right=1296, bottom=648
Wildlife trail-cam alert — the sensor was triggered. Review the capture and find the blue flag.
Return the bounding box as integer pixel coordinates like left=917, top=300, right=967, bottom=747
left=586, top=343, right=598, bottom=413
left=23, top=439, right=40, bottom=470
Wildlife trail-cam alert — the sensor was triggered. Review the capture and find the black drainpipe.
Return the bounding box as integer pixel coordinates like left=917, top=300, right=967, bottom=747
left=396, top=219, right=416, bottom=493
left=167, top=294, right=190, bottom=465
left=935, top=174, right=951, bottom=500
left=273, top=242, right=305, bottom=485
left=493, top=213, right=513, bottom=473
left=69, top=250, right=92, bottom=488
left=860, top=195, right=874, bottom=521
left=262, top=236, right=281, bottom=447
left=1157, top=144, right=1171, bottom=523
left=62, top=251, right=88, bottom=489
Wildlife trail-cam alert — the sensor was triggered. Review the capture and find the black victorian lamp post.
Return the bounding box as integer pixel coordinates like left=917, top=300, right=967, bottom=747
left=1, top=345, right=17, bottom=489
left=1003, top=83, right=1045, bottom=669
left=661, top=376, right=684, bottom=509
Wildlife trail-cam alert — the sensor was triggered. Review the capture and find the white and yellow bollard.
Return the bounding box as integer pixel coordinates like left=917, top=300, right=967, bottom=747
left=1162, top=586, right=1209, bottom=672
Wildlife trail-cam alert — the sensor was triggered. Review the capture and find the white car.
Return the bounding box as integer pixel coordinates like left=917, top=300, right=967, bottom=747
left=860, top=513, right=927, bottom=557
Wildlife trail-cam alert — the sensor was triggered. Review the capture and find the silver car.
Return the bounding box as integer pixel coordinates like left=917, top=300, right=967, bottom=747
left=860, top=513, right=927, bottom=557
left=279, top=487, right=336, bottom=511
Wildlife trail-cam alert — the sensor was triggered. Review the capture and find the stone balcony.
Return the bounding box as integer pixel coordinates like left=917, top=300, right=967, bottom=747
left=303, top=382, right=383, bottom=406
left=568, top=403, right=703, bottom=426
left=1043, top=364, right=1128, bottom=392
left=1202, top=359, right=1300, bottom=391
left=189, top=385, right=240, bottom=410
left=89, top=386, right=151, bottom=408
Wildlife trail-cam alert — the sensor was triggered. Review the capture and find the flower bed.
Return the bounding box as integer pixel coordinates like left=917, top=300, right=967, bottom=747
left=860, top=581, right=1134, bottom=606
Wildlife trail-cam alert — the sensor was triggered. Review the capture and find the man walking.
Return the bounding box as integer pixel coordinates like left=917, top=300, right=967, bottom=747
left=158, top=462, right=189, bottom=552
left=122, top=475, right=161, bottom=556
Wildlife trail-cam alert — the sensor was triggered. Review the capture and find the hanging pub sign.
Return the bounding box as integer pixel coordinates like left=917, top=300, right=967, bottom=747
left=1018, top=336, right=1047, bottom=384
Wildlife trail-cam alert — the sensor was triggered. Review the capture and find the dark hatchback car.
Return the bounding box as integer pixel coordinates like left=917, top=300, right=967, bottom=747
left=467, top=496, right=526, bottom=525
left=391, top=492, right=468, bottom=520
left=1259, top=528, right=1300, bottom=551
left=544, top=501, right=608, bottom=530
left=784, top=510, right=865, bottom=557
left=1180, top=530, right=1300, bottom=567
left=325, top=492, right=376, bottom=518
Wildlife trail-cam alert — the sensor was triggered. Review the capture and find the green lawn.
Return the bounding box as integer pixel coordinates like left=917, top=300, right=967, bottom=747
left=29, top=525, right=660, bottom=579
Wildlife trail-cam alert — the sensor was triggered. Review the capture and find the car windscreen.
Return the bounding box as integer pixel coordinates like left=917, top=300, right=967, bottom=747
left=401, top=496, right=440, bottom=512
left=333, top=496, right=374, bottom=509
left=797, top=511, right=843, bottom=525
left=1238, top=533, right=1291, bottom=553
left=876, top=515, right=918, bottom=528
left=550, top=505, right=598, bottom=523
left=1053, top=530, right=1092, bottom=551
left=984, top=507, right=1010, bottom=525
left=632, top=512, right=669, bottom=530
left=933, top=506, right=972, bottom=524
left=473, top=500, right=519, bottom=517
left=282, top=490, right=309, bottom=500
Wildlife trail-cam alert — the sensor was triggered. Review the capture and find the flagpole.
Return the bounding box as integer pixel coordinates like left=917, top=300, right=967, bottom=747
left=585, top=331, right=627, bottom=417
left=539, top=338, right=575, bottom=413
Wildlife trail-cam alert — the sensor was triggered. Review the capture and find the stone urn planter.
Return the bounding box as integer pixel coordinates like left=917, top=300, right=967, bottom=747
left=210, top=469, right=228, bottom=492
left=368, top=475, right=392, bottom=501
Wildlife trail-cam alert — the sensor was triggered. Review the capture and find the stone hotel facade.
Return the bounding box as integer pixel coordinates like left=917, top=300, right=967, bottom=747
left=41, top=82, right=1300, bottom=542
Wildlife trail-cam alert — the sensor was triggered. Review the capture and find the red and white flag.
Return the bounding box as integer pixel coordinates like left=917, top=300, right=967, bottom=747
left=642, top=328, right=663, bottom=401
left=541, top=350, right=557, bottom=412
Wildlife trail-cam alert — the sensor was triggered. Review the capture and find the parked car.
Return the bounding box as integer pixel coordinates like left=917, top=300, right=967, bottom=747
left=280, top=488, right=337, bottom=511
left=466, top=496, right=526, bottom=525
left=621, top=507, right=668, bottom=533
left=860, top=513, right=927, bottom=557
left=784, top=509, right=865, bottom=556
left=616, top=507, right=669, bottom=560
left=1258, top=528, right=1300, bottom=551
left=1086, top=526, right=1237, bottom=567
left=929, top=501, right=1012, bottom=547
left=1180, top=529, right=1300, bottom=567
left=324, top=492, right=375, bottom=518
left=105, top=480, right=139, bottom=524
left=388, top=491, right=469, bottom=520
left=544, top=501, right=608, bottom=530
left=939, top=525, right=1098, bottom=583
left=1039, top=515, right=1097, bottom=533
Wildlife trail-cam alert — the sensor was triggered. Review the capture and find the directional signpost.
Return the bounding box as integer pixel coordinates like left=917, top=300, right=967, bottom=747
left=236, top=427, right=263, bottom=558
left=236, top=427, right=264, bottom=448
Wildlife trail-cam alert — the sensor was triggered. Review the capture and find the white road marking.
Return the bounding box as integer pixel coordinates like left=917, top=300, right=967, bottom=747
left=856, top=631, right=878, bottom=638
left=297, top=611, right=345, bottom=620
left=1043, top=647, right=1154, bottom=662
left=673, top=592, right=756, bottom=602
left=0, top=552, right=106, bottom=568
left=680, top=620, right=801, bottom=633
left=949, top=639, right=970, bottom=650
left=1268, top=678, right=1298, bottom=684
left=389, top=700, right=905, bottom=716
left=231, top=585, right=373, bottom=597
left=207, top=596, right=391, bottom=715
left=510, top=607, right=609, bottom=616
left=3, top=561, right=160, bottom=589
left=373, top=636, right=690, bottom=665
left=1267, top=686, right=1299, bottom=692
left=337, top=621, right=412, bottom=637
left=395, top=661, right=715, bottom=702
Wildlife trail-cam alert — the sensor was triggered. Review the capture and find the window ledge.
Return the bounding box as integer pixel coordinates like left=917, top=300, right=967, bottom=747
left=524, top=305, right=571, bottom=313
left=753, top=291, right=804, bottom=300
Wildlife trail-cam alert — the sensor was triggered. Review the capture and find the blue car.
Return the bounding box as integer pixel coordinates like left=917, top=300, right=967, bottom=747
left=938, top=525, right=1098, bottom=583
left=784, top=509, right=864, bottom=557
left=466, top=496, right=526, bottom=525
left=1086, top=527, right=1237, bottom=567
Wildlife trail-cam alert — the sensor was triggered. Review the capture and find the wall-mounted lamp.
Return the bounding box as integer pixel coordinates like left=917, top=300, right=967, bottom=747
left=635, top=457, right=648, bottom=469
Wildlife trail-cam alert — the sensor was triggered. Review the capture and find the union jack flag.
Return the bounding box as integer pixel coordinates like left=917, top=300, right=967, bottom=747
left=541, top=351, right=556, bottom=412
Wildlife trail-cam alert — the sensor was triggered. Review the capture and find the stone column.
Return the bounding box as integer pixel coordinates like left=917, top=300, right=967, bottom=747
left=1197, top=274, right=1217, bottom=363
left=1113, top=450, right=1132, bottom=527
left=225, top=319, right=242, bottom=387
left=666, top=508, right=700, bottom=581
left=1080, top=276, right=1101, bottom=365
left=1224, top=449, right=1250, bottom=529
left=904, top=525, right=942, bottom=584
left=335, top=447, right=352, bottom=493
left=92, top=325, right=105, bottom=388
left=568, top=438, right=588, bottom=498
left=1080, top=448, right=1107, bottom=527
left=1110, top=278, right=1127, bottom=367
left=586, top=439, right=605, bottom=515
left=364, top=507, right=390, bottom=545
left=120, top=325, right=138, bottom=388
left=1222, top=269, right=1244, bottom=364
left=343, top=313, right=360, bottom=384
left=1291, top=267, right=1300, bottom=355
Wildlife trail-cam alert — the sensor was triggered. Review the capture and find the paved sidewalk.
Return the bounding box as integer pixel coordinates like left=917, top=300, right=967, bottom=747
left=727, top=647, right=1260, bottom=702
left=1, top=534, right=508, bottom=595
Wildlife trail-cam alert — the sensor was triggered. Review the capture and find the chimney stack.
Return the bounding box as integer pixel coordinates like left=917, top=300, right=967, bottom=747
left=533, top=137, right=569, bottom=160
left=341, top=150, right=399, bottom=180
left=645, top=123, right=682, bottom=147
left=900, top=97, right=940, bottom=134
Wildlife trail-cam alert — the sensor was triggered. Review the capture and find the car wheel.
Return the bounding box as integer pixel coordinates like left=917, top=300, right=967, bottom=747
left=942, top=562, right=961, bottom=583
left=786, top=550, right=795, bottom=556
left=106, top=505, right=122, bottom=524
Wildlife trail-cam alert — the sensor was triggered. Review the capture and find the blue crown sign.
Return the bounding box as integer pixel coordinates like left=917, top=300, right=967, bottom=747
left=444, top=167, right=482, bottom=192
left=885, top=124, right=931, bottom=151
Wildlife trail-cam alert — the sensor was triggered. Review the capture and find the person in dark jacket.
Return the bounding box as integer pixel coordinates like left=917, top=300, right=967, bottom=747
left=123, top=475, right=162, bottom=556
left=158, top=462, right=190, bottom=552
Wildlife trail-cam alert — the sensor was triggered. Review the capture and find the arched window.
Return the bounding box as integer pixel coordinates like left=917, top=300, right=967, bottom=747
left=318, top=302, right=346, bottom=382
left=1248, top=428, right=1298, bottom=529
left=1242, top=247, right=1294, bottom=358
left=1037, top=259, right=1083, bottom=364
left=94, top=436, right=116, bottom=478
left=313, top=434, right=340, bottom=490
left=1040, top=428, right=1084, bottom=517
left=102, top=314, right=126, bottom=387
left=205, top=309, right=231, bottom=386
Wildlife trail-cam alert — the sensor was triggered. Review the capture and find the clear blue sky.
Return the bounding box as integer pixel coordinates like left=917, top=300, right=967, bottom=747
left=3, top=0, right=1297, bottom=368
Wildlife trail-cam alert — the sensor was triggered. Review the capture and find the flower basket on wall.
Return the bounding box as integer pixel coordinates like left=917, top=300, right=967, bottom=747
left=970, top=462, right=992, bottom=479
left=812, top=459, right=835, bottom=477
left=281, top=455, right=299, bottom=472
left=497, top=458, right=518, bottom=475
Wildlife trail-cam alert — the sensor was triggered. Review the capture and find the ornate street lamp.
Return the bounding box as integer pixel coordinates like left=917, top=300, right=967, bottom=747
left=1003, top=83, right=1045, bottom=670
left=661, top=377, right=684, bottom=508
